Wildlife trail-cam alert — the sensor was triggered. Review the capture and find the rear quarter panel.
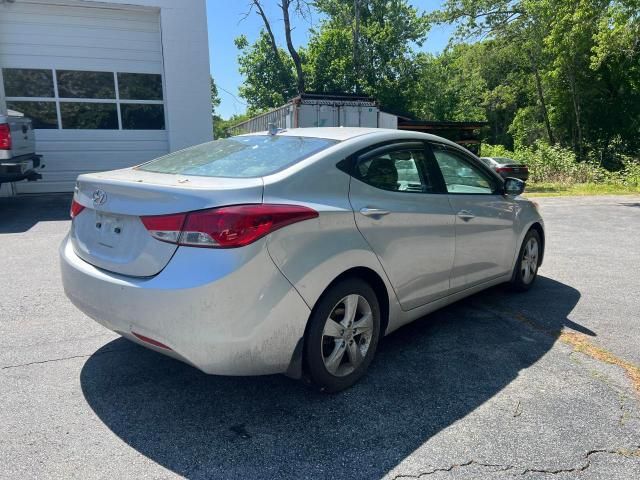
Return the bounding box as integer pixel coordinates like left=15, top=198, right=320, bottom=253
left=262, top=141, right=403, bottom=330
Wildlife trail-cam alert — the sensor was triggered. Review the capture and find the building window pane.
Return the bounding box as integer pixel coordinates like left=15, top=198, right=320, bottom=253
left=121, top=104, right=165, bottom=130
left=60, top=103, right=118, bottom=129
left=117, top=73, right=163, bottom=100
left=6, top=101, right=58, bottom=129
left=57, top=70, right=115, bottom=99
left=3, top=68, right=54, bottom=97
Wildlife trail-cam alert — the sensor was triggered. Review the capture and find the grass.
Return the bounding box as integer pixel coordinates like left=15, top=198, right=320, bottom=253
left=559, top=332, right=640, bottom=397
left=511, top=313, right=640, bottom=397
left=525, top=182, right=640, bottom=197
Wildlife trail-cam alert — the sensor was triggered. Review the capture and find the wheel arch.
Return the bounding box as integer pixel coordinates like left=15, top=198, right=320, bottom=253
left=529, top=222, right=545, bottom=266
left=286, top=266, right=391, bottom=380
left=319, top=267, right=390, bottom=336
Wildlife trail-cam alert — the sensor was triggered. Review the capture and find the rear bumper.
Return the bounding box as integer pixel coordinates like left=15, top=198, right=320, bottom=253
left=0, top=154, right=42, bottom=183
left=499, top=171, right=529, bottom=181
left=60, top=235, right=310, bottom=376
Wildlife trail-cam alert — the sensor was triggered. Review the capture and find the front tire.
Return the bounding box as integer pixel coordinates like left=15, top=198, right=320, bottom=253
left=304, top=278, right=381, bottom=393
left=510, top=229, right=541, bottom=291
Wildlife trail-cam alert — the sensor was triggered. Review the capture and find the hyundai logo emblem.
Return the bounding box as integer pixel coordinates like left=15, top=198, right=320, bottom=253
left=92, top=189, right=108, bottom=206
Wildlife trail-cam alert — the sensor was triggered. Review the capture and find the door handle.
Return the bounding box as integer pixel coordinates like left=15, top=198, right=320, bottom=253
left=360, top=207, right=390, bottom=217
left=457, top=209, right=475, bottom=220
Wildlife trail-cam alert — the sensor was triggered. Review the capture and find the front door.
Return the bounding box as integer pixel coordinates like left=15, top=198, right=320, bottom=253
left=428, top=143, right=517, bottom=291
left=349, top=142, right=455, bottom=310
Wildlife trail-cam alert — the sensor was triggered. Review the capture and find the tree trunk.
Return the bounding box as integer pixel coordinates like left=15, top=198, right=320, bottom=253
left=251, top=1, right=280, bottom=61
left=528, top=51, right=555, bottom=145
left=281, top=0, right=305, bottom=94
left=353, top=0, right=361, bottom=93
left=567, top=70, right=583, bottom=158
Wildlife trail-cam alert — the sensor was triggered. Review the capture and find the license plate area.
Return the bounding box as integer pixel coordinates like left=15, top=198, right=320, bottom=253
left=93, top=211, right=127, bottom=249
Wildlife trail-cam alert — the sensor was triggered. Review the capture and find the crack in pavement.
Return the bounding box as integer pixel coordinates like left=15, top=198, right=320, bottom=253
left=520, top=448, right=640, bottom=476
left=1, top=347, right=136, bottom=370
left=391, top=460, right=514, bottom=478
left=568, top=351, right=640, bottom=426
left=391, top=447, right=640, bottom=478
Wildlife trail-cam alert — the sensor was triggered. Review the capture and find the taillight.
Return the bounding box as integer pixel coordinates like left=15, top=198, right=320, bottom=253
left=140, top=213, right=186, bottom=244
left=70, top=199, right=85, bottom=218
left=496, top=166, right=528, bottom=173
left=140, top=204, right=318, bottom=248
left=0, top=124, right=11, bottom=150
left=132, top=332, right=172, bottom=350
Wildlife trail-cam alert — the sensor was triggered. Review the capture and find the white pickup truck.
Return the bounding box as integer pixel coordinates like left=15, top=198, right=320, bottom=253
left=0, top=110, right=42, bottom=190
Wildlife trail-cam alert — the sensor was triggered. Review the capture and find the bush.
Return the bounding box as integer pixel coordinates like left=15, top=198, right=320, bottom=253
left=479, top=142, right=631, bottom=185
left=617, top=158, right=640, bottom=187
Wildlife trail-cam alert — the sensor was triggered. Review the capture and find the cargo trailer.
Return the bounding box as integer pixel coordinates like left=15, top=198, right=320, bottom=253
left=227, top=93, right=397, bottom=136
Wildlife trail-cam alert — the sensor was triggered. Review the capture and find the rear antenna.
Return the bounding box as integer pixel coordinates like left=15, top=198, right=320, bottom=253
left=268, top=122, right=278, bottom=136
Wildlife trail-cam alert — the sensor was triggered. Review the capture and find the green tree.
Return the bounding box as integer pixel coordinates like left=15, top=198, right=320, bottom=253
left=213, top=112, right=252, bottom=139
left=210, top=76, right=221, bottom=115
left=307, top=0, right=430, bottom=114
left=432, top=0, right=640, bottom=160
left=235, top=32, right=298, bottom=113
left=432, top=0, right=556, bottom=145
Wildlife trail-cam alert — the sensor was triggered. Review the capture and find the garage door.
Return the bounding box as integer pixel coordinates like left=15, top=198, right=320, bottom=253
left=0, top=1, right=169, bottom=193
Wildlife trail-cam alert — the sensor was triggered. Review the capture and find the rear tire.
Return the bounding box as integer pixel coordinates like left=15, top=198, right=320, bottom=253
left=304, top=278, right=381, bottom=393
left=510, top=229, right=541, bottom=292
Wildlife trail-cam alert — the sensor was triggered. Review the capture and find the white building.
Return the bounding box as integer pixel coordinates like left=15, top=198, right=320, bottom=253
left=0, top=0, right=212, bottom=194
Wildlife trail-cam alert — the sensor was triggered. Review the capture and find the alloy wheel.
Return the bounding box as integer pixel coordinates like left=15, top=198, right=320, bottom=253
left=321, top=294, right=374, bottom=377
left=521, top=237, right=539, bottom=284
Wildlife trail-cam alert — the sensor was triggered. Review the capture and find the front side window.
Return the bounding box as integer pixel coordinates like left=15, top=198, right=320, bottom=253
left=431, top=145, right=497, bottom=194
left=1, top=68, right=165, bottom=131
left=356, top=147, right=434, bottom=193
left=138, top=135, right=338, bottom=178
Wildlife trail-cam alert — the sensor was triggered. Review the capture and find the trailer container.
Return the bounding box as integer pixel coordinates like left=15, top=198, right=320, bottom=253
left=227, top=93, right=385, bottom=136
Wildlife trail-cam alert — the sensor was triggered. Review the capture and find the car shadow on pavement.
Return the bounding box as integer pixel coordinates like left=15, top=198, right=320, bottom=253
left=0, top=193, right=72, bottom=233
left=80, top=275, right=586, bottom=479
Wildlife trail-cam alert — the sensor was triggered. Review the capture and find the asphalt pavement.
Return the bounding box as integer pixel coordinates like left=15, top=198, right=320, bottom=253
left=1, top=194, right=639, bottom=479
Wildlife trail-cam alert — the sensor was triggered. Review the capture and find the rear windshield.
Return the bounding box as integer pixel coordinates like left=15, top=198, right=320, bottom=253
left=137, top=135, right=338, bottom=178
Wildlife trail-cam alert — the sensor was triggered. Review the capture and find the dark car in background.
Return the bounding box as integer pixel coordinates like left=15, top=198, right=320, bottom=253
left=480, top=156, right=529, bottom=181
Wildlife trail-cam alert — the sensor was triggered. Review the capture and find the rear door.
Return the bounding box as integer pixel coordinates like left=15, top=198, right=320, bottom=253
left=349, top=142, right=455, bottom=310
left=427, top=143, right=517, bottom=291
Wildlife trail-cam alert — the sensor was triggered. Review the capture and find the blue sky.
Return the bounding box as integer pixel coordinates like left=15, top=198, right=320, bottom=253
left=206, top=0, right=453, bottom=119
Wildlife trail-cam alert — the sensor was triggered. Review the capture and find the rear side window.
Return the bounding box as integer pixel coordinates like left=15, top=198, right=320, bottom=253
left=138, top=135, right=338, bottom=178
left=356, top=147, right=436, bottom=193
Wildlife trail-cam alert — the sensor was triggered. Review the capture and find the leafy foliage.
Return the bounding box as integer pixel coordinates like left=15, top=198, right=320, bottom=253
left=228, top=0, right=639, bottom=178
left=210, top=76, right=221, bottom=115
left=483, top=142, right=640, bottom=185
left=434, top=0, right=640, bottom=160
left=235, top=32, right=298, bottom=114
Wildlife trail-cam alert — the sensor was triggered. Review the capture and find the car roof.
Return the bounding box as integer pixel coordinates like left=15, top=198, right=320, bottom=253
left=243, top=127, right=465, bottom=149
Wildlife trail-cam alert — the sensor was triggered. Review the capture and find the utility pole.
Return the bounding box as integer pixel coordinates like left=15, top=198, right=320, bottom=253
left=353, top=0, right=360, bottom=94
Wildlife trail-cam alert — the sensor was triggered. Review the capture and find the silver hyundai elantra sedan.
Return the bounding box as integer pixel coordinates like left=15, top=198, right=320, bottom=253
left=60, top=128, right=544, bottom=392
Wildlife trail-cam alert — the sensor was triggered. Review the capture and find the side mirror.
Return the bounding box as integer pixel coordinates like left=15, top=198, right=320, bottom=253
left=504, top=177, right=525, bottom=196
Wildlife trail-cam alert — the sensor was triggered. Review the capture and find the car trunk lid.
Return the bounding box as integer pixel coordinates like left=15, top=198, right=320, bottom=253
left=71, top=169, right=263, bottom=277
